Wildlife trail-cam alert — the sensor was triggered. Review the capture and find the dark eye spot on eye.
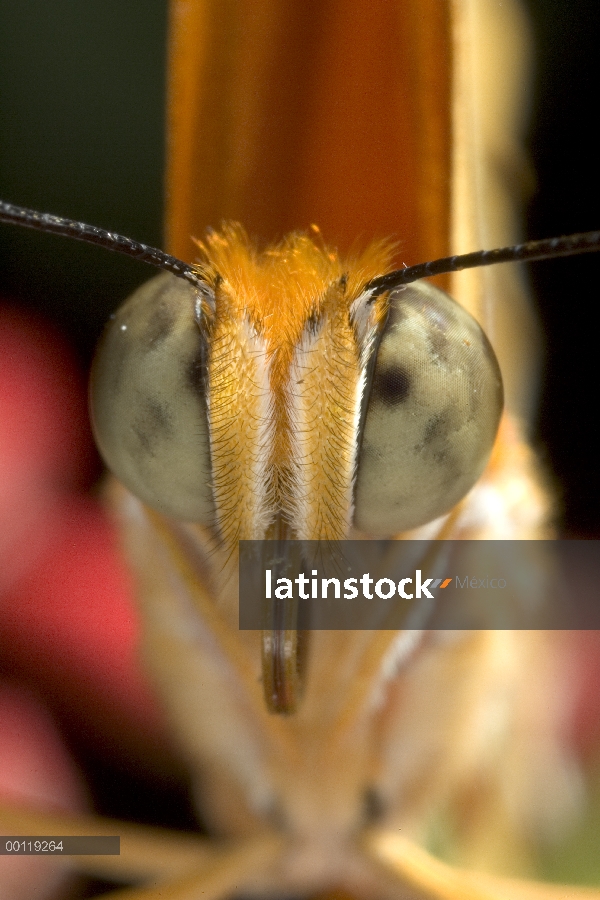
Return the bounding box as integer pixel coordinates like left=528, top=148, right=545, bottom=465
left=372, top=365, right=411, bottom=405
left=131, top=396, right=174, bottom=456
left=421, top=411, right=454, bottom=463
left=145, top=398, right=173, bottom=434
left=143, top=294, right=177, bottom=348
left=417, top=410, right=462, bottom=480
left=423, top=412, right=448, bottom=444
left=362, top=786, right=386, bottom=824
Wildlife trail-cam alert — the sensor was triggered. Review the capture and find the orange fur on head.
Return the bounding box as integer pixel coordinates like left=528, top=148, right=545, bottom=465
left=192, top=224, right=394, bottom=544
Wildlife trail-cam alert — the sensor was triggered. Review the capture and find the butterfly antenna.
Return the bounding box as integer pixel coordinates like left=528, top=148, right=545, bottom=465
left=0, top=200, right=203, bottom=289
left=366, top=231, right=600, bottom=296
left=2, top=200, right=599, bottom=296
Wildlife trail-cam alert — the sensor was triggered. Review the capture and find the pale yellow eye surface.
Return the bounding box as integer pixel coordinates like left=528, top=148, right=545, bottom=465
left=90, top=272, right=215, bottom=523
left=354, top=281, right=503, bottom=536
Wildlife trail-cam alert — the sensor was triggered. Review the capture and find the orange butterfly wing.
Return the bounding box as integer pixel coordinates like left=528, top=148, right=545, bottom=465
left=165, top=0, right=451, bottom=268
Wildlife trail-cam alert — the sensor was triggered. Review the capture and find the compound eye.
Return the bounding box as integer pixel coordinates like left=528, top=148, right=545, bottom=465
left=90, top=273, right=215, bottom=523
left=353, top=281, right=503, bottom=536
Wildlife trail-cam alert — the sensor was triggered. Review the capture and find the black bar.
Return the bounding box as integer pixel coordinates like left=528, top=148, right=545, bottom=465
left=0, top=836, right=120, bottom=855
left=239, top=539, right=600, bottom=630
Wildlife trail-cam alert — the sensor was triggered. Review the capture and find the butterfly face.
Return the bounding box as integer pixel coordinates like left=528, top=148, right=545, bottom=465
left=91, top=227, right=503, bottom=547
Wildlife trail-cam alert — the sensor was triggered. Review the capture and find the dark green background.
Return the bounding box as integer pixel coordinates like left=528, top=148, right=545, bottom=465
left=0, top=0, right=167, bottom=356
left=0, top=0, right=599, bottom=534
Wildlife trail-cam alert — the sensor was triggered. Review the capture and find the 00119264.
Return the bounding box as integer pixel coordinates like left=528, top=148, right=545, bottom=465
left=0, top=1, right=600, bottom=900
